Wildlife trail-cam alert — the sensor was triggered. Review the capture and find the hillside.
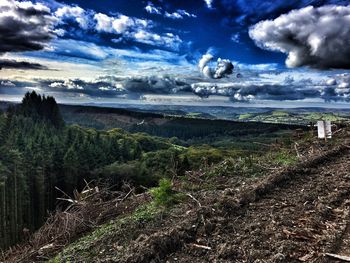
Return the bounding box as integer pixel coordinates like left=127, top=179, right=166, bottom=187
left=3, top=122, right=350, bottom=262
left=0, top=92, right=302, bottom=253
left=2, top=101, right=349, bottom=129
left=2, top=94, right=350, bottom=263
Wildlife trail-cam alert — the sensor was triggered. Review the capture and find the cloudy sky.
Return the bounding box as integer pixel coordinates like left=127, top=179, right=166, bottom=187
left=0, top=0, right=350, bottom=107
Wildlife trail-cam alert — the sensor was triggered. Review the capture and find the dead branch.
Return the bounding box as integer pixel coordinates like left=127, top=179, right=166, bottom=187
left=190, top=243, right=212, bottom=250
left=3, top=181, right=149, bottom=263
left=325, top=253, right=350, bottom=262
left=115, top=188, right=134, bottom=205
left=185, top=193, right=202, bottom=207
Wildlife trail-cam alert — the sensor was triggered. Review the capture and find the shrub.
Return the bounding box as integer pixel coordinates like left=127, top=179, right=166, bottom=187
left=150, top=178, right=180, bottom=207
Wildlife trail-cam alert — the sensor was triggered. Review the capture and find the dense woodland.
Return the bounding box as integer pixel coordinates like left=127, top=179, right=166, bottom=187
left=0, top=92, right=299, bottom=250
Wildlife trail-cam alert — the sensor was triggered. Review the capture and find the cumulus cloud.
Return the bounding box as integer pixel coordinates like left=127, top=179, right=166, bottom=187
left=0, top=0, right=184, bottom=61
left=0, top=0, right=56, bottom=53
left=191, top=81, right=323, bottom=101
left=94, top=13, right=147, bottom=35
left=198, top=53, right=234, bottom=79
left=55, top=5, right=89, bottom=29
left=323, top=73, right=350, bottom=100
left=249, top=5, right=350, bottom=69
left=93, top=12, right=182, bottom=50
left=145, top=2, right=162, bottom=15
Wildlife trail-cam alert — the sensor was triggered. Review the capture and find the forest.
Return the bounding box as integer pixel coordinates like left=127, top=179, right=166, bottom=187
left=0, top=92, right=299, bottom=250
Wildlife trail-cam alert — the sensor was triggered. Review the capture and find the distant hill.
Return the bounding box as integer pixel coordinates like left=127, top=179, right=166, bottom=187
left=57, top=104, right=302, bottom=140
left=2, top=101, right=349, bottom=134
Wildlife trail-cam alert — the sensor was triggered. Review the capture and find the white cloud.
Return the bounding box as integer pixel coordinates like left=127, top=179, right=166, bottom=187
left=231, top=33, right=240, bottom=43
left=165, top=10, right=196, bottom=19
left=94, top=13, right=146, bottom=34
left=144, top=2, right=162, bottom=15
left=55, top=5, right=89, bottom=29
left=198, top=53, right=234, bottom=79
left=204, top=0, right=213, bottom=8
left=93, top=12, right=181, bottom=50
left=249, top=5, right=350, bottom=69
left=49, top=80, right=83, bottom=90
left=144, top=2, right=196, bottom=19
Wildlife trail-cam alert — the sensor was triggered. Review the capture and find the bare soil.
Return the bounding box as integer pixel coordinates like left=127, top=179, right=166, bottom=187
left=120, top=145, right=350, bottom=263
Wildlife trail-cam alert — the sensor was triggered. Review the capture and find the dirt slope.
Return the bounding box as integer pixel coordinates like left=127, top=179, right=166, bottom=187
left=165, top=145, right=350, bottom=263
left=110, top=144, right=350, bottom=263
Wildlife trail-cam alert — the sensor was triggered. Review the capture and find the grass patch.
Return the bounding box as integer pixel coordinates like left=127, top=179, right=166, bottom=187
left=239, top=113, right=253, bottom=120
left=269, top=150, right=298, bottom=166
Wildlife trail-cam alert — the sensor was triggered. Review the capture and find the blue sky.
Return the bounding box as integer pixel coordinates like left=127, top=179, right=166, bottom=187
left=0, top=0, right=349, bottom=107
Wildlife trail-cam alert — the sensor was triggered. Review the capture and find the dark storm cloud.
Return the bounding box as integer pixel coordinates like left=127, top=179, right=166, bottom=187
left=122, top=76, right=191, bottom=94
left=0, top=59, right=47, bottom=70
left=0, top=0, right=56, bottom=53
left=36, top=76, right=192, bottom=98
left=249, top=5, right=350, bottom=69
left=191, top=81, right=325, bottom=101
left=1, top=73, right=350, bottom=102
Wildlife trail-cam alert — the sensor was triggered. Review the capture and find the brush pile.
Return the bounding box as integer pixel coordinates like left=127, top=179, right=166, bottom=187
left=2, top=182, right=150, bottom=262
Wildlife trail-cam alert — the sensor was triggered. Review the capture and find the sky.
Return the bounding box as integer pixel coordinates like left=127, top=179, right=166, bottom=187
left=0, top=0, right=350, bottom=108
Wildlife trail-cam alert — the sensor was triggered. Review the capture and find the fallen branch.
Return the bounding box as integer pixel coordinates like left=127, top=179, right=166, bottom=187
left=294, top=142, right=301, bottom=158
left=255, top=162, right=281, bottom=170
left=325, top=253, right=350, bottom=262
left=186, top=193, right=202, bottom=207
left=115, top=188, right=133, bottom=206
left=191, top=243, right=212, bottom=250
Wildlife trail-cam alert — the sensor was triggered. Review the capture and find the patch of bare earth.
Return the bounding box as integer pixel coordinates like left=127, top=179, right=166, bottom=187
left=112, top=145, right=350, bottom=263
left=163, top=145, right=350, bottom=263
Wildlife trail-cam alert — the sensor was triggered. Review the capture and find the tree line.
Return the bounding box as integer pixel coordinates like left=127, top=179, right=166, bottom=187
left=0, top=92, right=178, bottom=249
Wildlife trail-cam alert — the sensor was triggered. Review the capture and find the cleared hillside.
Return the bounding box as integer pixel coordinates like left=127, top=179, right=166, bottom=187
left=3, top=127, right=350, bottom=263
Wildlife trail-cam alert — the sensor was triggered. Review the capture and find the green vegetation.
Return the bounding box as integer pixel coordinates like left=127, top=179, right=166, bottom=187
left=0, top=92, right=182, bottom=249
left=237, top=110, right=350, bottom=125
left=268, top=149, right=298, bottom=165
left=150, top=178, right=183, bottom=207
left=239, top=113, right=253, bottom=120
left=0, top=92, right=301, bottom=250
left=272, top=110, right=289, bottom=117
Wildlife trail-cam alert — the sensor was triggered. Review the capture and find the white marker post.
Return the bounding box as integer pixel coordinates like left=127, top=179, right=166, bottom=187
left=317, top=120, right=332, bottom=141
